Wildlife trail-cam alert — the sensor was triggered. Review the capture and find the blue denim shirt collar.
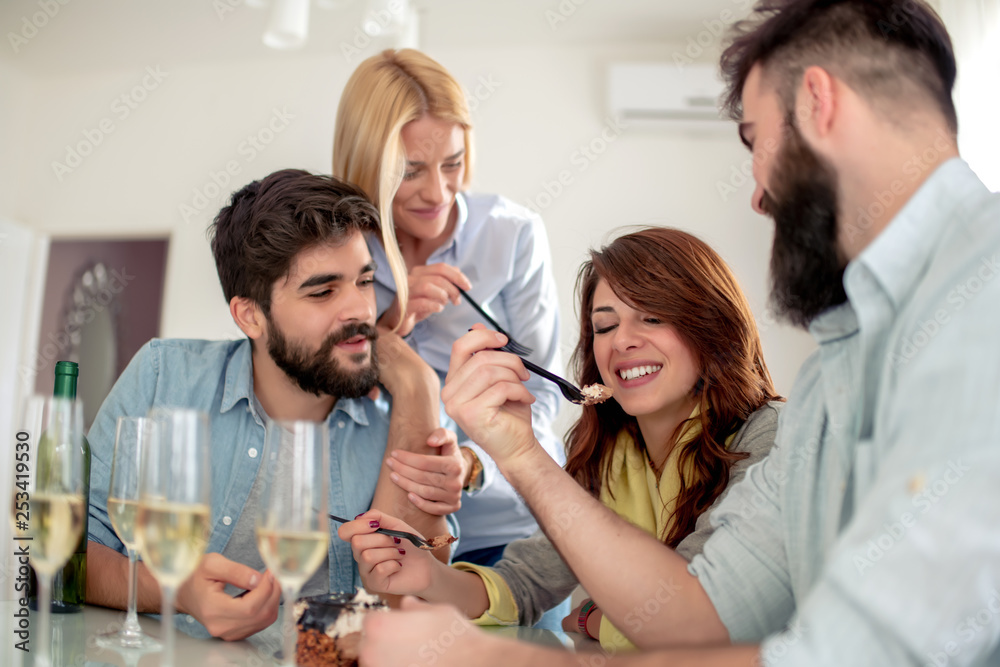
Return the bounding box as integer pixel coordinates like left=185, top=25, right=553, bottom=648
left=219, top=336, right=370, bottom=427
left=221, top=337, right=255, bottom=415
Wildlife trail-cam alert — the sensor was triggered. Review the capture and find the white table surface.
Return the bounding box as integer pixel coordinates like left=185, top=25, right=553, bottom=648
left=0, top=600, right=580, bottom=666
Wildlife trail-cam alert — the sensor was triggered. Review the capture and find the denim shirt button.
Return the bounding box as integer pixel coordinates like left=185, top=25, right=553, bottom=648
left=223, top=515, right=232, bottom=526
left=248, top=447, right=258, bottom=458
left=337, top=421, right=345, bottom=428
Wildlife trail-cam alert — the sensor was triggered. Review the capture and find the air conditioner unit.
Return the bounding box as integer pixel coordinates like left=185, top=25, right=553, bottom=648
left=608, top=62, right=726, bottom=123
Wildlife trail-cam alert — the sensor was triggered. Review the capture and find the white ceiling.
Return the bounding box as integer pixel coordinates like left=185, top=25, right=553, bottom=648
left=0, top=0, right=747, bottom=77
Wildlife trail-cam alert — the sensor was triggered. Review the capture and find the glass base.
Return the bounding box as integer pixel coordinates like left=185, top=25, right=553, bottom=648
left=28, top=597, right=84, bottom=614
left=96, top=630, right=162, bottom=651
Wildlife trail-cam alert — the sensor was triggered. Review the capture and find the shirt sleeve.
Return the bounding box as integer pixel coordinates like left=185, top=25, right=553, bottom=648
left=458, top=442, right=498, bottom=496
left=460, top=529, right=581, bottom=627
left=499, top=214, right=565, bottom=466
left=676, top=403, right=781, bottom=562
left=451, top=562, right=520, bottom=626
left=86, top=340, right=161, bottom=554
left=687, top=441, right=797, bottom=642
left=761, top=280, right=1000, bottom=666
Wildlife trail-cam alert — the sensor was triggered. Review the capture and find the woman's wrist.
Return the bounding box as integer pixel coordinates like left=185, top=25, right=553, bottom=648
left=577, top=600, right=599, bottom=640
left=429, top=565, right=490, bottom=618
left=495, top=439, right=557, bottom=489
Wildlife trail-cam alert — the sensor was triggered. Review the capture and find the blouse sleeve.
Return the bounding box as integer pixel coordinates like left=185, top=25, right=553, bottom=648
left=675, top=402, right=782, bottom=561
left=498, top=215, right=565, bottom=464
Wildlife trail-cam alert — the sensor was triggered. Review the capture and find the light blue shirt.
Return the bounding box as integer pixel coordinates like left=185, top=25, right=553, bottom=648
left=369, top=192, right=565, bottom=553
left=87, top=338, right=457, bottom=624
left=688, top=159, right=1000, bottom=665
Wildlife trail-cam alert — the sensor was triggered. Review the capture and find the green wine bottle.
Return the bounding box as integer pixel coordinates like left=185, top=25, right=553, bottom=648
left=29, top=360, right=91, bottom=613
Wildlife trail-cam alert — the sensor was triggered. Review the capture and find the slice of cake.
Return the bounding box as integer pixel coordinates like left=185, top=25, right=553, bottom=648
left=419, top=533, right=458, bottom=551
left=295, top=589, right=386, bottom=667
left=579, top=383, right=613, bottom=406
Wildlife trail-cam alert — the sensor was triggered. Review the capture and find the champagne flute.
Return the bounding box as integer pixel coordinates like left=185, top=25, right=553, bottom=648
left=11, top=395, right=86, bottom=667
left=136, top=408, right=211, bottom=667
left=255, top=418, right=330, bottom=666
left=96, top=416, right=161, bottom=650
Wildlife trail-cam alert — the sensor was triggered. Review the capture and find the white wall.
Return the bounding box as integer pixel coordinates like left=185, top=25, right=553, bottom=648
left=9, top=40, right=815, bottom=430
left=0, top=61, right=28, bottom=219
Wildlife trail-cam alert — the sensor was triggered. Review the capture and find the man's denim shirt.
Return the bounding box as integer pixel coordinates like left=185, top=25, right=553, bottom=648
left=88, top=338, right=457, bottom=626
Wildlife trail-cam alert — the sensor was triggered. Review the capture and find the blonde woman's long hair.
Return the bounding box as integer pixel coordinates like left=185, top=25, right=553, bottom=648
left=333, top=48, right=474, bottom=327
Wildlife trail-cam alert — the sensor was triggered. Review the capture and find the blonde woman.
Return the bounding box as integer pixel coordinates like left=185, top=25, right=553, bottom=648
left=332, top=50, right=565, bottom=592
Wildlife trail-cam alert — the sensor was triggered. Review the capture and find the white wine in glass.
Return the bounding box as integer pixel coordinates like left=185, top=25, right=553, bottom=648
left=137, top=500, right=212, bottom=588
left=256, top=527, right=328, bottom=591
left=97, top=416, right=162, bottom=650
left=107, top=497, right=139, bottom=548
left=256, top=418, right=330, bottom=666
left=20, top=493, right=86, bottom=572
left=137, top=408, right=211, bottom=667
left=12, top=395, right=86, bottom=667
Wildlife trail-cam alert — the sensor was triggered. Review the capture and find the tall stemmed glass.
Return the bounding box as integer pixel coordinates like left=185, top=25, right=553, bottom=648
left=12, top=396, right=86, bottom=667
left=256, top=418, right=330, bottom=666
left=96, top=416, right=161, bottom=650
left=136, top=408, right=211, bottom=667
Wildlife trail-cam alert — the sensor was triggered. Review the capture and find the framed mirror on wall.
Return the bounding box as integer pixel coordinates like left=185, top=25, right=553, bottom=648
left=33, top=238, right=169, bottom=428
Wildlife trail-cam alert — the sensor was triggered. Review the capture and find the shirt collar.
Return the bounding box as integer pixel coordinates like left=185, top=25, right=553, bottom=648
left=330, top=395, right=371, bottom=427
left=221, top=338, right=254, bottom=414
left=809, top=301, right=859, bottom=345
left=807, top=158, right=982, bottom=345
left=855, top=158, right=983, bottom=311
left=219, top=337, right=370, bottom=427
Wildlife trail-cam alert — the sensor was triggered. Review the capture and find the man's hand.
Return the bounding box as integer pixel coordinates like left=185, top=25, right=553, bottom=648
left=379, top=263, right=472, bottom=336
left=442, top=326, right=540, bottom=469
left=175, top=552, right=281, bottom=640
left=360, top=596, right=496, bottom=667
left=387, top=427, right=466, bottom=515
left=338, top=510, right=441, bottom=597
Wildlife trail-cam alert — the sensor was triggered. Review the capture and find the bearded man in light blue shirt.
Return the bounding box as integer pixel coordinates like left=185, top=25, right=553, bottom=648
left=357, top=1, right=1000, bottom=666
left=85, top=170, right=463, bottom=641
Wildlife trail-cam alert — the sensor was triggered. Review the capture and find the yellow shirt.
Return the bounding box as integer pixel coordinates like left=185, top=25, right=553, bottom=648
left=456, top=411, right=720, bottom=653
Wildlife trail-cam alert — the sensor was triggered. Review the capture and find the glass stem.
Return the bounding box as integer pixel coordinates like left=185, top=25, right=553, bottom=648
left=37, top=573, right=52, bottom=667
left=123, top=548, right=142, bottom=636
left=162, top=586, right=176, bottom=667
left=282, top=585, right=298, bottom=666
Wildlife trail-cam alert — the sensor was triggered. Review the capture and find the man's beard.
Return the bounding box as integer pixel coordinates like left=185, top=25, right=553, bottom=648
left=267, top=320, right=379, bottom=398
left=763, top=114, right=848, bottom=329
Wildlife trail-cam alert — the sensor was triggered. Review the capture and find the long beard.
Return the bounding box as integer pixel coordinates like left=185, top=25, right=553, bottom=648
left=267, top=320, right=379, bottom=398
left=764, top=116, right=848, bottom=329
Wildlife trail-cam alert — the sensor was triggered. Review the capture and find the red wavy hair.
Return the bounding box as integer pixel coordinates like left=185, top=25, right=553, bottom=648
left=565, top=227, right=781, bottom=547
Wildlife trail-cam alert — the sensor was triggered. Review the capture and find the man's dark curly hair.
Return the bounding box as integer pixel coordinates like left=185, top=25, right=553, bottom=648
left=208, top=169, right=379, bottom=318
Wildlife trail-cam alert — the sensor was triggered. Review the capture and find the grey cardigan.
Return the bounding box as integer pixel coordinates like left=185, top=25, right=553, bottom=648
left=481, top=401, right=783, bottom=626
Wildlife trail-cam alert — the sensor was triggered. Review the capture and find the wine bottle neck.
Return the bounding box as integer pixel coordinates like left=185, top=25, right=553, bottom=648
left=54, top=360, right=79, bottom=399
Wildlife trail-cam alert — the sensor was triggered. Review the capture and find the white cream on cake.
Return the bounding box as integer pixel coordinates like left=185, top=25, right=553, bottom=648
left=325, top=588, right=385, bottom=638
left=579, top=383, right=613, bottom=405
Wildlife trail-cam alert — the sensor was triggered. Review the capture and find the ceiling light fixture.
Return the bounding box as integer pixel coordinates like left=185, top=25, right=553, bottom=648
left=263, top=0, right=311, bottom=49
left=257, top=0, right=416, bottom=51
left=362, top=0, right=410, bottom=37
